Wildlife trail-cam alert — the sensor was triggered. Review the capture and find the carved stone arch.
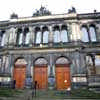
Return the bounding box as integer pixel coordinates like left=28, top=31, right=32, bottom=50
left=80, top=24, right=88, bottom=30
left=35, top=27, right=41, bottom=33
left=17, top=28, right=23, bottom=33
left=13, top=55, right=28, bottom=65
left=42, top=26, right=49, bottom=32
left=89, top=24, right=96, bottom=28
left=33, top=57, right=48, bottom=66
left=53, top=25, right=60, bottom=31
left=61, top=24, right=67, bottom=30
left=24, top=27, right=29, bottom=33
left=14, top=57, right=27, bottom=66
left=55, top=56, right=71, bottom=65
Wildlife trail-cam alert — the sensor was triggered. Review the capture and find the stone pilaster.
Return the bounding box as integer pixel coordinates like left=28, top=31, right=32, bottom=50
left=26, top=55, right=32, bottom=77
left=96, top=24, right=100, bottom=41
left=48, top=26, right=53, bottom=47
left=25, top=55, right=32, bottom=88
left=8, top=28, right=16, bottom=47
left=71, top=23, right=79, bottom=41
left=29, top=27, right=35, bottom=46
left=48, top=54, right=55, bottom=89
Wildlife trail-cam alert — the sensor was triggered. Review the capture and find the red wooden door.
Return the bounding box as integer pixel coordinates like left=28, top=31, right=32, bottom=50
left=13, top=65, right=26, bottom=89
left=56, top=64, right=71, bottom=90
left=34, top=65, right=47, bottom=89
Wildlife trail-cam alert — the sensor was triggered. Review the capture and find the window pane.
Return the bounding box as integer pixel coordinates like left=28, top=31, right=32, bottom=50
left=81, top=27, right=89, bottom=42
left=43, top=31, right=49, bottom=43
left=19, top=33, right=23, bottom=45
left=61, top=30, right=68, bottom=42
left=89, top=27, right=96, bottom=42
left=25, top=32, right=30, bottom=44
left=53, top=30, right=60, bottom=43
left=1, top=34, right=6, bottom=46
left=36, top=31, right=41, bottom=44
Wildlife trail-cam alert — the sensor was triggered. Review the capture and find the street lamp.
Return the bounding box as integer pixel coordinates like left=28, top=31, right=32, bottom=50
left=89, top=53, right=96, bottom=75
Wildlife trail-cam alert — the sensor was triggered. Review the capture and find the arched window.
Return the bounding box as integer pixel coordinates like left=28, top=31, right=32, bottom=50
left=53, top=26, right=60, bottom=43
left=36, top=31, right=41, bottom=44
left=35, top=27, right=41, bottom=44
left=61, top=25, right=68, bottom=42
left=43, top=27, right=49, bottom=43
left=54, top=30, right=60, bottom=43
left=25, top=32, right=30, bottom=44
left=81, top=27, right=89, bottom=42
left=1, top=31, right=6, bottom=46
left=43, top=31, right=49, bottom=43
left=19, top=33, right=23, bottom=45
left=24, top=28, right=30, bottom=45
left=17, top=28, right=23, bottom=45
left=89, top=26, right=96, bottom=42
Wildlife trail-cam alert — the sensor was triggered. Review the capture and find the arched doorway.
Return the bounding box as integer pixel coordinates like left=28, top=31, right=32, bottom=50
left=55, top=57, right=71, bottom=90
left=34, top=58, right=48, bottom=89
left=13, top=58, right=27, bottom=89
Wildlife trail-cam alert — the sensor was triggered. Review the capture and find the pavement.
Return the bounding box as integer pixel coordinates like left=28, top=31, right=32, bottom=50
left=0, top=89, right=100, bottom=100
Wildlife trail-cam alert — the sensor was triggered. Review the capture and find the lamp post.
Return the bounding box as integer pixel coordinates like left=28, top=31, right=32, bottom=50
left=89, top=53, right=96, bottom=75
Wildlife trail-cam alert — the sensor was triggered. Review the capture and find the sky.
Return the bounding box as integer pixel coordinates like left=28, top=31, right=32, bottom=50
left=0, top=0, right=100, bottom=21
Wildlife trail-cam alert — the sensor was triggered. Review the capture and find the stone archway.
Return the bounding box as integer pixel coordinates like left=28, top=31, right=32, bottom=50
left=34, top=58, right=48, bottom=89
left=55, top=57, right=71, bottom=90
left=13, top=58, right=27, bottom=89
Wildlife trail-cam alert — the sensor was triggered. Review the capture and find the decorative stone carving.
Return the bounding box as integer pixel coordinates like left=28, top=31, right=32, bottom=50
left=15, top=59, right=27, bottom=65
left=56, top=57, right=69, bottom=64
left=35, top=58, right=48, bottom=65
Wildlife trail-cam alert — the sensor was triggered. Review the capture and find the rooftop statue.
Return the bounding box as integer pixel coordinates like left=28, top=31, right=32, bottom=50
left=33, top=6, right=51, bottom=16
left=68, top=7, right=76, bottom=14
left=10, top=13, right=18, bottom=19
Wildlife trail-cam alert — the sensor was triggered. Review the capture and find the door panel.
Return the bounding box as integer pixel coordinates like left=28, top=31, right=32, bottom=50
left=13, top=65, right=26, bottom=89
left=56, top=64, right=71, bottom=90
left=34, top=66, right=47, bottom=89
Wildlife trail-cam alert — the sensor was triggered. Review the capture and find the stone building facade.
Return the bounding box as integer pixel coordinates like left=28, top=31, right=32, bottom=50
left=0, top=12, right=100, bottom=90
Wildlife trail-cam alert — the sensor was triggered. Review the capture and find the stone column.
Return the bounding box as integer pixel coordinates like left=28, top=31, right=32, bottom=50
left=96, top=24, right=100, bottom=41
left=49, top=54, right=54, bottom=76
left=48, top=26, right=53, bottom=47
left=25, top=55, right=32, bottom=88
left=29, top=27, right=35, bottom=46
left=67, top=23, right=72, bottom=42
left=26, top=55, right=32, bottom=77
left=9, top=54, right=14, bottom=80
left=14, top=28, right=17, bottom=46
left=8, top=28, right=16, bottom=47
left=71, top=23, right=80, bottom=41
left=48, top=54, right=55, bottom=89
left=76, top=23, right=82, bottom=40
left=22, top=27, right=25, bottom=46
left=4, top=29, right=9, bottom=47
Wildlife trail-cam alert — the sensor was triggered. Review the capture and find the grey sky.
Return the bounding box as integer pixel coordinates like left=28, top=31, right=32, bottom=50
left=0, top=0, right=100, bottom=21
